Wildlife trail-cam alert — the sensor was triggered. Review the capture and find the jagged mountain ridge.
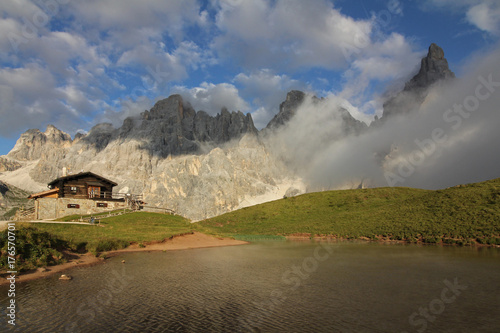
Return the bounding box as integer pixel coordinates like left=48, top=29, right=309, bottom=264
left=0, top=95, right=302, bottom=220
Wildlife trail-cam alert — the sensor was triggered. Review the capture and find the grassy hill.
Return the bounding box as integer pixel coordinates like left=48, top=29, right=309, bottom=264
left=197, top=178, right=500, bottom=245
left=1, top=212, right=193, bottom=271
left=29, top=212, right=192, bottom=253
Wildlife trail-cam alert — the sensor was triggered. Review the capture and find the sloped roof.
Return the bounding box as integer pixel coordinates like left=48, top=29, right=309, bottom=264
left=28, top=188, right=59, bottom=199
left=47, top=171, right=118, bottom=187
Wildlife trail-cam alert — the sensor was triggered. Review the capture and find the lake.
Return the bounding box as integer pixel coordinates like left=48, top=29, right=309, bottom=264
left=1, top=241, right=499, bottom=332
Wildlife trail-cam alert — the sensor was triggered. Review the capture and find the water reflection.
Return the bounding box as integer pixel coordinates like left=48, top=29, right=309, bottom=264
left=1, top=241, right=499, bottom=332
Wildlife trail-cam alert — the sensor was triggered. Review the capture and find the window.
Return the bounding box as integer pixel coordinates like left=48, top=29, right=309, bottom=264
left=67, top=204, right=80, bottom=209
left=97, top=203, right=108, bottom=208
left=71, top=186, right=77, bottom=194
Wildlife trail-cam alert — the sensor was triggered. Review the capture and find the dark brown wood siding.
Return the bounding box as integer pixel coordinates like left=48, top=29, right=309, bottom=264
left=56, top=176, right=115, bottom=199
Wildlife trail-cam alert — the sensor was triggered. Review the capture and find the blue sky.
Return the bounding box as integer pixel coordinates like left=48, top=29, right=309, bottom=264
left=0, top=0, right=499, bottom=156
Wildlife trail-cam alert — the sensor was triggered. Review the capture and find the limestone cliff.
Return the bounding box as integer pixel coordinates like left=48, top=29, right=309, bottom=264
left=0, top=95, right=292, bottom=220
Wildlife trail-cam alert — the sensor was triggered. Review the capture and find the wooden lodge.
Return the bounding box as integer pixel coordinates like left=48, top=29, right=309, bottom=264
left=27, top=171, right=135, bottom=220
left=29, top=171, right=122, bottom=201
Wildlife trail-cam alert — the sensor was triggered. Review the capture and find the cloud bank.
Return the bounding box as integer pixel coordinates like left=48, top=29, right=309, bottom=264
left=268, top=45, right=500, bottom=190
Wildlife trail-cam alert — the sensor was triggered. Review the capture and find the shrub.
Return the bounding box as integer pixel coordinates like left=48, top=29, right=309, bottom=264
left=0, top=227, right=69, bottom=271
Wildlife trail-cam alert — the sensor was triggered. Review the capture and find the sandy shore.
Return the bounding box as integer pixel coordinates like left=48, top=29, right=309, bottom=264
left=0, top=232, right=247, bottom=285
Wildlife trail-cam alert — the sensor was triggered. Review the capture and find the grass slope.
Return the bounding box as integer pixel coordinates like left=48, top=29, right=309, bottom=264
left=1, top=212, right=193, bottom=271
left=198, top=178, right=500, bottom=245
left=24, top=212, right=192, bottom=254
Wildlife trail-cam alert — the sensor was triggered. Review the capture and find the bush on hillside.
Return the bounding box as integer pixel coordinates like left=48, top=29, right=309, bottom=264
left=0, top=227, right=69, bottom=271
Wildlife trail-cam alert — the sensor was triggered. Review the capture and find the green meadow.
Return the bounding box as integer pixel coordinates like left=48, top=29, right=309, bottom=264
left=198, top=178, right=500, bottom=245
left=0, top=212, right=192, bottom=271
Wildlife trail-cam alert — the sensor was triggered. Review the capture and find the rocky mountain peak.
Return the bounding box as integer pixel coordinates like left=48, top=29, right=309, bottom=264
left=265, top=90, right=306, bottom=130
left=44, top=124, right=71, bottom=139
left=7, top=125, right=72, bottom=161
left=404, top=43, right=455, bottom=92
left=378, top=43, right=455, bottom=122
left=145, top=94, right=195, bottom=121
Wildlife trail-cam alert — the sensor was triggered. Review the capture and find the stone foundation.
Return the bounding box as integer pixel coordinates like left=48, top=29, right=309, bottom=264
left=35, top=198, right=127, bottom=220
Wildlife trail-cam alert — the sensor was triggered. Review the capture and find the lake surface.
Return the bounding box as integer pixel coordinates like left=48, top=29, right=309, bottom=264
left=1, top=241, right=499, bottom=332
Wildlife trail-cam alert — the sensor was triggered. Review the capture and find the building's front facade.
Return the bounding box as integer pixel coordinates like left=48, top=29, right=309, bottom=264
left=29, top=172, right=127, bottom=220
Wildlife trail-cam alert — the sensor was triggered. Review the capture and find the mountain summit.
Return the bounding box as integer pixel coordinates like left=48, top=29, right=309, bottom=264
left=378, top=43, right=455, bottom=121
left=95, top=94, right=257, bottom=158
left=404, top=43, right=455, bottom=92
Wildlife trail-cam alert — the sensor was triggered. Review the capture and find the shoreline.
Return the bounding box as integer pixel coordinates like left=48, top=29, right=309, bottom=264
left=285, top=234, right=500, bottom=248
left=0, top=232, right=248, bottom=285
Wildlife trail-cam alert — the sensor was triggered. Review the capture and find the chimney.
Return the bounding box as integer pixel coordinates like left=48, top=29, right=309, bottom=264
left=62, top=167, right=67, bottom=177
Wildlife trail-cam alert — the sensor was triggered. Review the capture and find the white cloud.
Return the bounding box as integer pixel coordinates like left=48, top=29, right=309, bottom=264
left=423, top=0, right=500, bottom=35
left=172, top=82, right=249, bottom=116
left=117, top=42, right=188, bottom=82
left=0, top=0, right=43, bottom=20
left=268, top=45, right=500, bottom=190
left=32, top=31, right=109, bottom=76
left=117, top=40, right=215, bottom=84
left=234, top=69, right=307, bottom=128
left=338, top=33, right=421, bottom=114
left=466, top=3, right=500, bottom=35
left=69, top=0, right=203, bottom=36
left=212, top=0, right=372, bottom=70
left=0, top=64, right=85, bottom=135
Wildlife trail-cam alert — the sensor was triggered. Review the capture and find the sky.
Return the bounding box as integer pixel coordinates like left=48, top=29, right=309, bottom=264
left=1, top=0, right=499, bottom=156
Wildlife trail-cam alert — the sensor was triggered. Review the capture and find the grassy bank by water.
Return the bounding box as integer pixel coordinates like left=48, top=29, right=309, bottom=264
left=0, top=212, right=193, bottom=271
left=31, top=212, right=192, bottom=253
left=198, top=178, right=500, bottom=245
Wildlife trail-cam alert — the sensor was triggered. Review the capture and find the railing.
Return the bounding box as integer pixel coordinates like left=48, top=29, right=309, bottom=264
left=88, top=192, right=143, bottom=201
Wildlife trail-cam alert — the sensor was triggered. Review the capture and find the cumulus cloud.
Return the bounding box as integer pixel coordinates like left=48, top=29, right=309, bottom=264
left=172, top=82, right=249, bottom=116
left=333, top=33, right=422, bottom=121
left=267, top=45, right=500, bottom=190
left=0, top=63, right=91, bottom=135
left=234, top=69, right=307, bottom=128
left=423, top=0, right=500, bottom=35
left=0, top=0, right=211, bottom=139
left=466, top=3, right=500, bottom=35
left=212, top=0, right=372, bottom=70
left=68, top=0, right=204, bottom=38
